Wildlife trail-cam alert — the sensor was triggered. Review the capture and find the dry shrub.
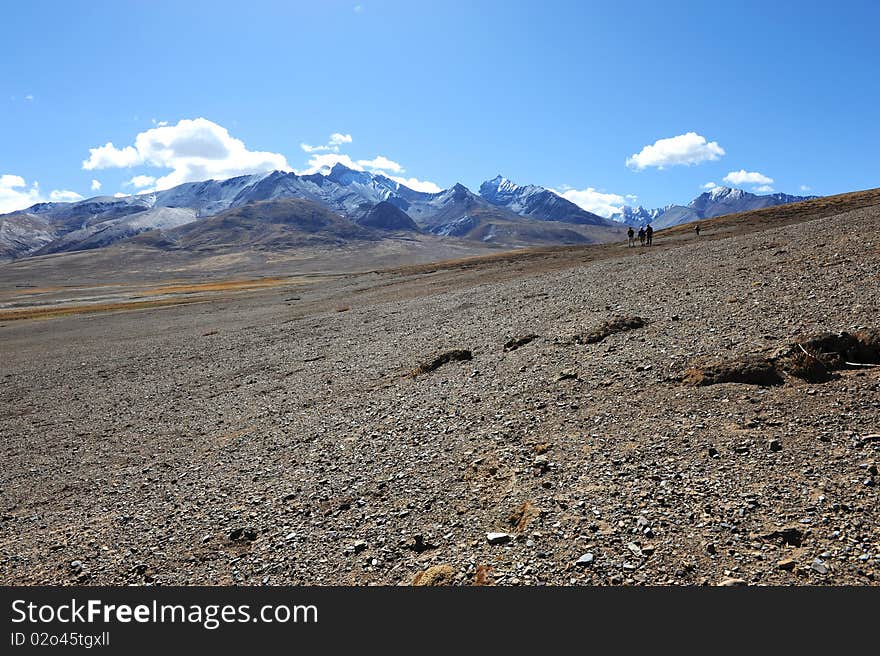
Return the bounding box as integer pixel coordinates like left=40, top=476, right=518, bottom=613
left=504, top=334, right=538, bottom=351
left=412, top=564, right=456, bottom=586
left=506, top=501, right=538, bottom=533
left=779, top=347, right=834, bottom=383
left=576, top=315, right=646, bottom=345
left=411, top=349, right=472, bottom=376
left=473, top=565, right=495, bottom=586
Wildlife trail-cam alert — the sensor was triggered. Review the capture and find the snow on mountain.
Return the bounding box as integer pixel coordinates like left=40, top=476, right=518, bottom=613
left=479, top=175, right=612, bottom=226
left=0, top=169, right=819, bottom=260
left=614, top=186, right=818, bottom=229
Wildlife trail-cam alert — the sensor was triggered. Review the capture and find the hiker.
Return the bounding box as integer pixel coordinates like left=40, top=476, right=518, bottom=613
left=694, top=224, right=701, bottom=236
left=627, top=226, right=635, bottom=247
left=645, top=224, right=653, bottom=246
left=638, top=226, right=646, bottom=246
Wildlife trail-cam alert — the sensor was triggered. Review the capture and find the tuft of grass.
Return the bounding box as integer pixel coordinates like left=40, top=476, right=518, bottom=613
left=411, top=349, right=472, bottom=377
left=0, top=298, right=203, bottom=322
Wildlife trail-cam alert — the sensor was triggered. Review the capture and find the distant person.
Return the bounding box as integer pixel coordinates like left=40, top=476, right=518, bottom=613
left=645, top=224, right=653, bottom=246
left=627, top=226, right=635, bottom=247
left=638, top=226, right=646, bottom=246
left=694, top=224, right=701, bottom=236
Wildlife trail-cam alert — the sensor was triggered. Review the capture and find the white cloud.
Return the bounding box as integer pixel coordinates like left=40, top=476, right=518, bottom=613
left=82, top=142, right=141, bottom=169
left=49, top=189, right=84, bottom=202
left=91, top=179, right=102, bottom=191
left=387, top=176, right=442, bottom=193
left=113, top=192, right=129, bottom=198
left=24, top=94, right=33, bottom=102
left=723, top=169, right=773, bottom=186
left=82, top=117, right=290, bottom=190
left=0, top=174, right=87, bottom=212
left=626, top=132, right=725, bottom=170
left=357, top=155, right=403, bottom=173
left=127, top=175, right=156, bottom=188
left=800, top=184, right=811, bottom=192
left=354, top=4, right=363, bottom=12
left=702, top=182, right=718, bottom=190
left=0, top=174, right=41, bottom=213
left=754, top=185, right=775, bottom=193
left=301, top=132, right=354, bottom=153
left=551, top=186, right=628, bottom=218
left=298, top=153, right=364, bottom=175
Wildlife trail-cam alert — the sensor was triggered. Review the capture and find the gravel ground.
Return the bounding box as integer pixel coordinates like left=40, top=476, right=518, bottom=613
left=1, top=204, right=879, bottom=586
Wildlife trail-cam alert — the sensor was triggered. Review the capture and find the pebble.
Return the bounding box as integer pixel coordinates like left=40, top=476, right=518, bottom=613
left=487, top=532, right=511, bottom=545
left=576, top=553, right=594, bottom=566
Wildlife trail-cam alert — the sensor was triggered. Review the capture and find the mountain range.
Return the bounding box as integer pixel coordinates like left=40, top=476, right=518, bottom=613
left=0, top=165, right=817, bottom=261
left=611, top=185, right=818, bottom=228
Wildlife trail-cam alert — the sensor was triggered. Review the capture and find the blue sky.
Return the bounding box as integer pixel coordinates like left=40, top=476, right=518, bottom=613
left=2, top=0, right=878, bottom=215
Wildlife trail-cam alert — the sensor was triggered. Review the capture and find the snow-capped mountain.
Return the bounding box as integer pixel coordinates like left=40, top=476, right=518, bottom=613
left=479, top=175, right=611, bottom=226
left=0, top=171, right=815, bottom=260
left=613, top=186, right=818, bottom=229
left=610, top=205, right=666, bottom=226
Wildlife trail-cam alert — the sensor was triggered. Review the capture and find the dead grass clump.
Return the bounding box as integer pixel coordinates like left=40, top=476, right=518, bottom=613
left=778, top=346, right=834, bottom=383
left=473, top=565, right=495, bottom=586
left=504, top=334, right=538, bottom=351
left=684, top=356, right=783, bottom=387
left=576, top=315, right=646, bottom=345
left=412, top=564, right=456, bottom=586
left=411, top=349, right=472, bottom=376
left=506, top=501, right=539, bottom=533
left=851, top=328, right=880, bottom=363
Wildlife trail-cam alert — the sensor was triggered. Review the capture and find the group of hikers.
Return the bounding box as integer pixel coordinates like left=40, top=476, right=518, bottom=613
left=626, top=222, right=701, bottom=247
left=627, top=224, right=653, bottom=247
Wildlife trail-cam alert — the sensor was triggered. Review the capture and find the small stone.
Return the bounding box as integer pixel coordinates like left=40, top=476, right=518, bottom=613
left=487, top=532, right=511, bottom=545
left=768, top=438, right=782, bottom=452
left=708, top=446, right=719, bottom=458
left=576, top=552, right=594, bottom=566
left=777, top=558, right=796, bottom=571
left=229, top=527, right=257, bottom=542
left=627, top=542, right=643, bottom=557
left=70, top=560, right=83, bottom=572
left=717, top=577, right=747, bottom=586
left=556, top=369, right=578, bottom=382
left=353, top=540, right=368, bottom=553
left=810, top=559, right=828, bottom=575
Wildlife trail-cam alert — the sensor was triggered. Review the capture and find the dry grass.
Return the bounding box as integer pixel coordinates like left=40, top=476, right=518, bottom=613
left=0, top=298, right=204, bottom=322
left=143, top=277, right=288, bottom=296
left=410, top=349, right=473, bottom=377
left=507, top=501, right=539, bottom=533
left=412, top=564, right=456, bottom=586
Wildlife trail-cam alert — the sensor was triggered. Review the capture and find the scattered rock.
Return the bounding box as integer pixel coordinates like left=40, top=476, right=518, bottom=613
left=717, top=577, right=748, bottom=587
left=229, top=527, right=257, bottom=542
left=556, top=369, right=578, bottom=382
left=405, top=534, right=436, bottom=553
left=810, top=559, right=829, bottom=575
left=768, top=438, right=782, bottom=452
left=777, top=558, right=797, bottom=571
left=760, top=526, right=804, bottom=547
left=576, top=553, right=595, bottom=566
left=685, top=356, right=783, bottom=387
left=487, top=532, right=511, bottom=545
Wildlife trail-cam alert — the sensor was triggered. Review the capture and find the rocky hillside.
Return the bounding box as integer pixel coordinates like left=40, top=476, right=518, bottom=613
left=1, top=188, right=878, bottom=586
